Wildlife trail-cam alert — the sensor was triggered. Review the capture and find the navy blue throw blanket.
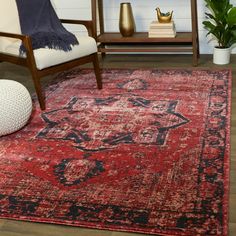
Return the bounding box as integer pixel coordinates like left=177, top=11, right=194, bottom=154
left=16, top=0, right=79, bottom=55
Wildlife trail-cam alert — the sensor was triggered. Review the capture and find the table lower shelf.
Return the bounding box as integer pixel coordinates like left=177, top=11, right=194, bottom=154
left=96, top=32, right=198, bottom=65
left=98, top=44, right=193, bottom=53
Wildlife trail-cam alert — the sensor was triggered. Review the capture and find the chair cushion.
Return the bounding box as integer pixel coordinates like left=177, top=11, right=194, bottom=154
left=1, top=35, right=97, bottom=70
left=0, top=0, right=21, bottom=51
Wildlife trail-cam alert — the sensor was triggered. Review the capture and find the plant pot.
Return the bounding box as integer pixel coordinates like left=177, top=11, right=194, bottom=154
left=213, top=47, right=231, bottom=65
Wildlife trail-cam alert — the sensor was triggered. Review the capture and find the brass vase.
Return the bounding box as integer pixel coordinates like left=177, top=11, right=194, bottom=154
left=119, top=3, right=136, bottom=37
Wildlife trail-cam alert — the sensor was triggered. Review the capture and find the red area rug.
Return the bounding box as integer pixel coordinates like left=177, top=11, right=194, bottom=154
left=0, top=69, right=231, bottom=236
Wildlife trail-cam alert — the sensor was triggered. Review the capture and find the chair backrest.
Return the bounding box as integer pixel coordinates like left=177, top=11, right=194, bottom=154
left=0, top=0, right=21, bottom=51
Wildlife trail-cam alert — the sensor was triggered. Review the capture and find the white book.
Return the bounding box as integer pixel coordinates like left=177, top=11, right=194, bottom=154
left=148, top=34, right=176, bottom=38
left=148, top=30, right=176, bottom=38
left=149, top=20, right=175, bottom=29
left=149, top=28, right=176, bottom=35
left=149, top=29, right=176, bottom=34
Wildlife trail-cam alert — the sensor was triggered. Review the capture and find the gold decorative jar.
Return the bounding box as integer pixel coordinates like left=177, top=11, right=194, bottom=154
left=119, top=2, right=136, bottom=37
left=156, top=7, right=173, bottom=23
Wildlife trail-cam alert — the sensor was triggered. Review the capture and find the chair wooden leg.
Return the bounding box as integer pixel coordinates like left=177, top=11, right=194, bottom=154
left=31, top=73, right=45, bottom=110
left=92, top=53, right=102, bottom=89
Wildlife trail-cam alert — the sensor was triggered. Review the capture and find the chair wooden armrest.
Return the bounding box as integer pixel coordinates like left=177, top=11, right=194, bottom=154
left=0, top=31, right=26, bottom=40
left=60, top=19, right=95, bottom=38
left=0, top=31, right=36, bottom=64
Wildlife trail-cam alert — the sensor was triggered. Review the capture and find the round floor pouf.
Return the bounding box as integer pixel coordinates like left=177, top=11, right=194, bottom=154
left=0, top=80, right=32, bottom=136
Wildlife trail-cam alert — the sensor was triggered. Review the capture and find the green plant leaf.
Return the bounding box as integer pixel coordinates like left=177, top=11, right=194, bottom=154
left=228, top=8, right=236, bottom=26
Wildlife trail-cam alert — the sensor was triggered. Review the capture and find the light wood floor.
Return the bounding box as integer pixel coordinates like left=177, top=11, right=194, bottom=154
left=0, top=54, right=235, bottom=236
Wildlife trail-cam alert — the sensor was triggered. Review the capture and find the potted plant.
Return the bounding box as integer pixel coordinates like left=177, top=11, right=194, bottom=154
left=203, top=0, right=236, bottom=64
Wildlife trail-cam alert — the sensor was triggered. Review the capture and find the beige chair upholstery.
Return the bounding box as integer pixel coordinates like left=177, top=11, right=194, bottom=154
left=0, top=0, right=102, bottom=110
left=3, top=36, right=98, bottom=70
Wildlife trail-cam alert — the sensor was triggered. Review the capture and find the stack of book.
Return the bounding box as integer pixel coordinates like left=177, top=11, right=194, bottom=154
left=148, top=21, right=176, bottom=38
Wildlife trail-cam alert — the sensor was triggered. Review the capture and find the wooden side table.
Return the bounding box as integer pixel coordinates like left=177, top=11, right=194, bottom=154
left=91, top=0, right=199, bottom=66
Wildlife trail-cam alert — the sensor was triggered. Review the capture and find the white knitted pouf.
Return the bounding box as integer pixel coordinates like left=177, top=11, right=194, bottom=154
left=0, top=80, right=32, bottom=136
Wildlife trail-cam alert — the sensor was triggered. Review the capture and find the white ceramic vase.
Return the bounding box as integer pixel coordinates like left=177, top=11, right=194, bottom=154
left=213, top=47, right=231, bottom=65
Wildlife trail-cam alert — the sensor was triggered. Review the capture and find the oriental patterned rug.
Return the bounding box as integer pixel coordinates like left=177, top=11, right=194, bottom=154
left=0, top=69, right=231, bottom=236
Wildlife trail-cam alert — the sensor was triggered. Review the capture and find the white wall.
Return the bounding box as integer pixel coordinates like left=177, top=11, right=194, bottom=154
left=52, top=0, right=236, bottom=54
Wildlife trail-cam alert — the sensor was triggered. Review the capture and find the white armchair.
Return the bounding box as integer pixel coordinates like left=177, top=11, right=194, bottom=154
left=0, top=0, right=102, bottom=110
